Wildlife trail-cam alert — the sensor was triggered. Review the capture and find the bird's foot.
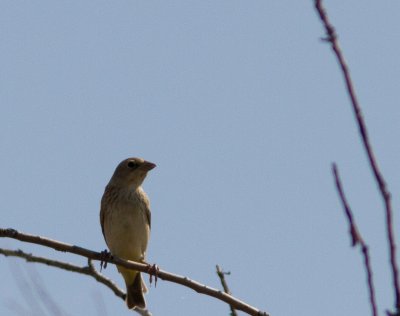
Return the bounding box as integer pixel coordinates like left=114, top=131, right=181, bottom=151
left=100, top=249, right=112, bottom=272
left=146, top=263, right=160, bottom=287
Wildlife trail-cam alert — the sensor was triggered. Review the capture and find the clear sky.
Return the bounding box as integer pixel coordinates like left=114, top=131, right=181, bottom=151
left=1, top=1, right=400, bottom=316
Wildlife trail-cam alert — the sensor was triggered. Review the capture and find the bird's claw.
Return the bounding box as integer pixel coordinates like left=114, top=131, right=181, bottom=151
left=100, top=249, right=112, bottom=272
left=147, top=263, right=160, bottom=287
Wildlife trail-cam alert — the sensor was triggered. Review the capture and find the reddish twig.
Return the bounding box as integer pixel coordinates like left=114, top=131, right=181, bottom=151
left=315, top=1, right=399, bottom=313
left=332, top=164, right=378, bottom=316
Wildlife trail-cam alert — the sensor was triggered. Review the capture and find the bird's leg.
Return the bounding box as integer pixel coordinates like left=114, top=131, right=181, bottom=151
left=146, top=263, right=160, bottom=287
left=100, top=249, right=112, bottom=272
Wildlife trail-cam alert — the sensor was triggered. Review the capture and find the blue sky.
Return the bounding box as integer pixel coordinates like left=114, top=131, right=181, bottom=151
left=1, top=1, right=400, bottom=315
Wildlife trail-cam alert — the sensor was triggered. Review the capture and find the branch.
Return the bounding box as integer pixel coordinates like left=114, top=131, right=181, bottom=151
left=216, top=265, right=238, bottom=316
left=0, top=248, right=151, bottom=316
left=314, top=0, right=399, bottom=313
left=332, top=164, right=378, bottom=316
left=0, top=228, right=269, bottom=316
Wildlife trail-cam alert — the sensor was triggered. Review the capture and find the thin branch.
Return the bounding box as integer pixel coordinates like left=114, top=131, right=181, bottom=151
left=0, top=228, right=269, bottom=316
left=0, top=248, right=151, bottom=316
left=332, top=164, right=378, bottom=316
left=314, top=1, right=399, bottom=313
left=216, top=265, right=238, bottom=316
left=0, top=248, right=124, bottom=299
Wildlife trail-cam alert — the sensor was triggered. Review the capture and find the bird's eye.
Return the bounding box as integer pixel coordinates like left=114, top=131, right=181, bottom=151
left=127, top=161, right=139, bottom=169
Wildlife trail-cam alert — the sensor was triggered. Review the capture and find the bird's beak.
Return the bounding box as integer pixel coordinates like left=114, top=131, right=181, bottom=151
left=141, top=161, right=156, bottom=171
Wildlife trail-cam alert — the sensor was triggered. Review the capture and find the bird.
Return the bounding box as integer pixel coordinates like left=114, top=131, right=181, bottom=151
left=100, top=157, right=156, bottom=309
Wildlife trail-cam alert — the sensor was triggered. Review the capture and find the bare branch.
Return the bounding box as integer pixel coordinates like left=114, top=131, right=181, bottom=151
left=332, top=164, right=378, bottom=316
left=216, top=265, right=238, bottom=316
left=0, top=228, right=269, bottom=316
left=1, top=248, right=123, bottom=298
left=314, top=0, right=399, bottom=313
left=0, top=248, right=151, bottom=316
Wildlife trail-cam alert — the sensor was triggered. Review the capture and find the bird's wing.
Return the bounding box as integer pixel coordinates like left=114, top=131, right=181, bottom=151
left=138, top=187, right=151, bottom=230
left=145, top=203, right=151, bottom=230
left=100, top=208, right=106, bottom=240
left=99, top=185, right=112, bottom=241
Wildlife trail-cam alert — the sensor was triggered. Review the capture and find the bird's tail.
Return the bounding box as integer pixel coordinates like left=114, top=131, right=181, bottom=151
left=126, top=272, right=147, bottom=309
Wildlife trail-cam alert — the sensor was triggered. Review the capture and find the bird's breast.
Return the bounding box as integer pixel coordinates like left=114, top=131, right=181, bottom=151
left=103, top=190, right=150, bottom=262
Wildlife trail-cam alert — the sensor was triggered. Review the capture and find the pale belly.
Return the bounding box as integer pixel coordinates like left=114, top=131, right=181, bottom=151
left=104, top=204, right=150, bottom=262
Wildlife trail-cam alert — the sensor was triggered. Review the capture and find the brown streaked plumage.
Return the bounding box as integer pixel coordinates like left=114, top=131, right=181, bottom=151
left=100, top=157, right=156, bottom=309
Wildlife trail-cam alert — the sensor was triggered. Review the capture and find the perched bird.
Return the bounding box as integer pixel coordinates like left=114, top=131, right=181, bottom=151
left=100, top=157, right=156, bottom=309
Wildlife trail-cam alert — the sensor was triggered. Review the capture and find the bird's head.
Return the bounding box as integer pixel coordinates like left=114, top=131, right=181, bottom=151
left=109, top=157, right=156, bottom=189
